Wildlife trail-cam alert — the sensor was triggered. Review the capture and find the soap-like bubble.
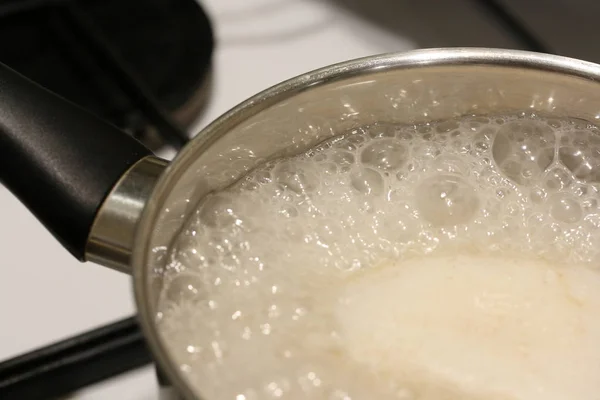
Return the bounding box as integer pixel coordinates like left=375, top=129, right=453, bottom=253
left=559, top=131, right=600, bottom=183
left=543, top=167, right=573, bottom=191
left=549, top=194, right=582, bottom=223
left=198, top=194, right=240, bottom=228
left=360, top=139, right=408, bottom=171
left=329, top=149, right=355, bottom=169
left=274, top=161, right=320, bottom=194
left=416, top=174, right=479, bottom=226
left=492, top=120, right=555, bottom=185
left=350, top=167, right=384, bottom=196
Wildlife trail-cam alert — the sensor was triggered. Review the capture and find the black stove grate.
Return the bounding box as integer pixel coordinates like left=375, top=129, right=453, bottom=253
left=0, top=317, right=152, bottom=399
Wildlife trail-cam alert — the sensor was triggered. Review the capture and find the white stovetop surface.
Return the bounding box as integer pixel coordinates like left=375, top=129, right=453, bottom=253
left=0, top=0, right=516, bottom=398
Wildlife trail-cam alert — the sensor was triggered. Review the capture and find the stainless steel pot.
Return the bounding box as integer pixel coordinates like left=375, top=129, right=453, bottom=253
left=3, top=48, right=600, bottom=399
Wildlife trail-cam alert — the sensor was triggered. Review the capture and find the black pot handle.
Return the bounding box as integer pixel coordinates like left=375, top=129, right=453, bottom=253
left=0, top=62, right=152, bottom=260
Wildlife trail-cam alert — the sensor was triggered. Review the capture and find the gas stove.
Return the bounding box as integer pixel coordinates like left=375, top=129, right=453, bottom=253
left=0, top=0, right=576, bottom=398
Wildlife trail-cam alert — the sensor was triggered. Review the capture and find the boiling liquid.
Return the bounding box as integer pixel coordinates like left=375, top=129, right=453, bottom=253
left=156, top=115, right=600, bottom=400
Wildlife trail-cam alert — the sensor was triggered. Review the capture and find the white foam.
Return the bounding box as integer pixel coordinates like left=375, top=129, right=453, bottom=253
left=337, top=254, right=600, bottom=400
left=156, top=114, right=600, bottom=400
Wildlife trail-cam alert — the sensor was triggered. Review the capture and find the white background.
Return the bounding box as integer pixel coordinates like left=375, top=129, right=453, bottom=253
left=0, top=0, right=525, bottom=398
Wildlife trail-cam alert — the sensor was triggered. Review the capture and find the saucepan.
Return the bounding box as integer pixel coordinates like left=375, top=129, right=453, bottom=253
left=2, top=48, right=600, bottom=399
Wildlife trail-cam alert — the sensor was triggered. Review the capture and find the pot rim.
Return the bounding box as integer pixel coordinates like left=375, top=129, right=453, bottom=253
left=131, top=47, right=600, bottom=399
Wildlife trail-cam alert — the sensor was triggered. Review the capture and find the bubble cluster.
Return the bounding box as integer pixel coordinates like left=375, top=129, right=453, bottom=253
left=156, top=114, right=600, bottom=400
left=492, top=120, right=555, bottom=185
